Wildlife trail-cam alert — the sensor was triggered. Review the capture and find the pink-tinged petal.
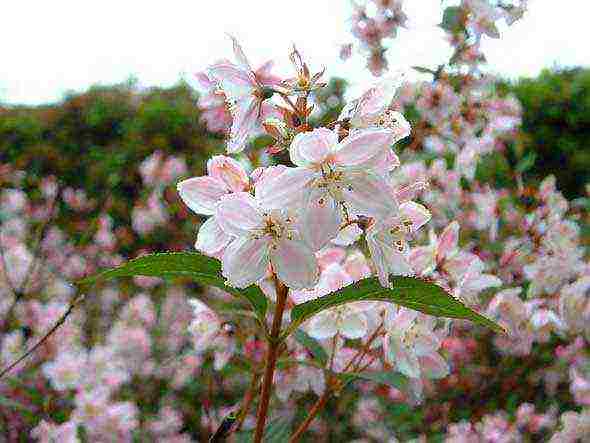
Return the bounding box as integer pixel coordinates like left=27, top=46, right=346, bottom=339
left=195, top=217, right=232, bottom=255
left=366, top=228, right=391, bottom=288
left=399, top=201, right=431, bottom=232
left=340, top=311, right=368, bottom=339
left=391, top=308, right=418, bottom=331
left=395, top=181, right=429, bottom=203
left=215, top=192, right=263, bottom=237
left=228, top=35, right=253, bottom=71
left=307, top=313, right=338, bottom=340
left=413, top=332, right=441, bottom=356
left=341, top=171, right=397, bottom=218
left=332, top=128, right=394, bottom=168
left=222, top=236, right=270, bottom=288
left=438, top=221, right=459, bottom=261
left=419, top=353, right=449, bottom=379
left=255, top=60, right=281, bottom=86
left=207, top=62, right=255, bottom=102
left=350, top=74, right=404, bottom=127
left=299, top=189, right=342, bottom=252
left=256, top=167, right=316, bottom=209
left=384, top=247, right=414, bottom=277
left=195, top=71, right=214, bottom=89
left=227, top=96, right=259, bottom=153
left=386, top=111, right=411, bottom=143
left=290, top=128, right=336, bottom=167
left=332, top=223, right=363, bottom=246
left=271, top=239, right=319, bottom=289
left=373, top=149, right=401, bottom=176
left=461, top=273, right=502, bottom=293
left=385, top=333, right=420, bottom=378
left=409, top=246, right=437, bottom=276
left=177, top=176, right=228, bottom=215
left=207, top=155, right=250, bottom=192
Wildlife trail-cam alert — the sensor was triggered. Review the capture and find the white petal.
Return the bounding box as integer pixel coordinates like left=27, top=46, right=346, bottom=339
left=222, top=236, right=270, bottom=288
left=207, top=62, right=255, bottom=103
left=340, top=311, right=368, bottom=339
left=332, top=128, right=394, bottom=168
left=195, top=217, right=232, bottom=255
left=207, top=155, right=250, bottom=193
left=351, top=74, right=404, bottom=127
left=413, top=331, right=441, bottom=356
left=299, top=189, right=342, bottom=251
left=215, top=192, right=264, bottom=237
left=332, top=223, right=363, bottom=246
left=340, top=171, right=397, bottom=218
left=419, top=353, right=449, bottom=379
left=290, top=128, right=336, bottom=166
left=256, top=167, right=316, bottom=210
left=227, top=96, right=259, bottom=153
left=177, top=176, right=228, bottom=215
left=271, top=239, right=319, bottom=289
left=399, top=201, right=431, bottom=232
left=383, top=244, right=414, bottom=277
left=228, top=35, right=253, bottom=71
left=385, top=333, right=421, bottom=379
left=367, top=227, right=391, bottom=288
left=307, top=313, right=338, bottom=340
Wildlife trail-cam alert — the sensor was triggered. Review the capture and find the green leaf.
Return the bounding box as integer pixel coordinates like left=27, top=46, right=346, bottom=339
left=77, top=252, right=268, bottom=320
left=516, top=151, right=537, bottom=173
left=412, top=66, right=436, bottom=75
left=289, top=276, right=504, bottom=334
left=346, top=371, right=408, bottom=390
left=234, top=417, right=291, bottom=443
left=293, top=329, right=328, bottom=366
left=440, top=6, right=463, bottom=33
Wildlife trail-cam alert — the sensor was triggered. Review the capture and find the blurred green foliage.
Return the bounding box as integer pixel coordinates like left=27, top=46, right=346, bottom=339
left=505, top=67, right=590, bottom=198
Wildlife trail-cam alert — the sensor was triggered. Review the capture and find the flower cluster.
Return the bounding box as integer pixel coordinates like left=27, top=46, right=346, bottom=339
left=180, top=41, right=424, bottom=293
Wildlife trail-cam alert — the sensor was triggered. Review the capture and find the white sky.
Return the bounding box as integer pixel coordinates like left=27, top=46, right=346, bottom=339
left=1, top=0, right=589, bottom=105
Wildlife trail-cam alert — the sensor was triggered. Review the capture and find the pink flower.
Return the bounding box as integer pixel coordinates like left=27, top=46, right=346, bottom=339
left=207, top=36, right=279, bottom=153
left=383, top=308, right=449, bottom=380
left=177, top=155, right=249, bottom=256
left=215, top=192, right=318, bottom=289
left=257, top=127, right=399, bottom=250
left=339, top=75, right=411, bottom=137
left=366, top=201, right=431, bottom=287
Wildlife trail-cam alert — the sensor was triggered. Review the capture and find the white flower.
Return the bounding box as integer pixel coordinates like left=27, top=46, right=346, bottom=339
left=383, top=308, right=449, bottom=380
left=176, top=155, right=249, bottom=256
left=257, top=127, right=398, bottom=250
left=215, top=192, right=319, bottom=289
left=366, top=201, right=431, bottom=287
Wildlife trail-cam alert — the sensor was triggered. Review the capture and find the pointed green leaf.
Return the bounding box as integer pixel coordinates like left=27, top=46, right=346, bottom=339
left=77, top=252, right=267, bottom=320
left=289, top=276, right=504, bottom=334
left=234, top=417, right=291, bottom=443
left=412, top=66, right=436, bottom=75
left=293, top=329, right=328, bottom=366
left=348, top=371, right=407, bottom=390
left=440, top=6, right=463, bottom=33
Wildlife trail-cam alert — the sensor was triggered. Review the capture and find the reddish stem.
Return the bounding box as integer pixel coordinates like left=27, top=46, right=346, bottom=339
left=253, top=276, right=289, bottom=442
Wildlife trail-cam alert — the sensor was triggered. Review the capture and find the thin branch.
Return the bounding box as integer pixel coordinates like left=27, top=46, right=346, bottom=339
left=253, top=274, right=288, bottom=443
left=0, top=292, right=85, bottom=379
left=288, top=390, right=331, bottom=443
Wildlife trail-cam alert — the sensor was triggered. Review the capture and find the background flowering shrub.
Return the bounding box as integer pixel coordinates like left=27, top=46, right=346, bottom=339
left=1, top=2, right=589, bottom=442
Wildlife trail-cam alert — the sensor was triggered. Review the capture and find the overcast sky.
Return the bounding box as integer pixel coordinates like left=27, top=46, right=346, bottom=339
left=2, top=0, right=589, bottom=105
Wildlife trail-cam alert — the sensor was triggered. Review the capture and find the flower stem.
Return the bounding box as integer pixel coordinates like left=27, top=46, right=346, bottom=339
left=253, top=275, right=289, bottom=443
left=288, top=390, right=330, bottom=443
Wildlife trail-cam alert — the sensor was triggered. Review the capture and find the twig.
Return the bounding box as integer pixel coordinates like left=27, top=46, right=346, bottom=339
left=288, top=390, right=331, bottom=443
left=235, top=371, right=261, bottom=431
left=253, top=274, right=289, bottom=443
left=0, top=292, right=85, bottom=379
